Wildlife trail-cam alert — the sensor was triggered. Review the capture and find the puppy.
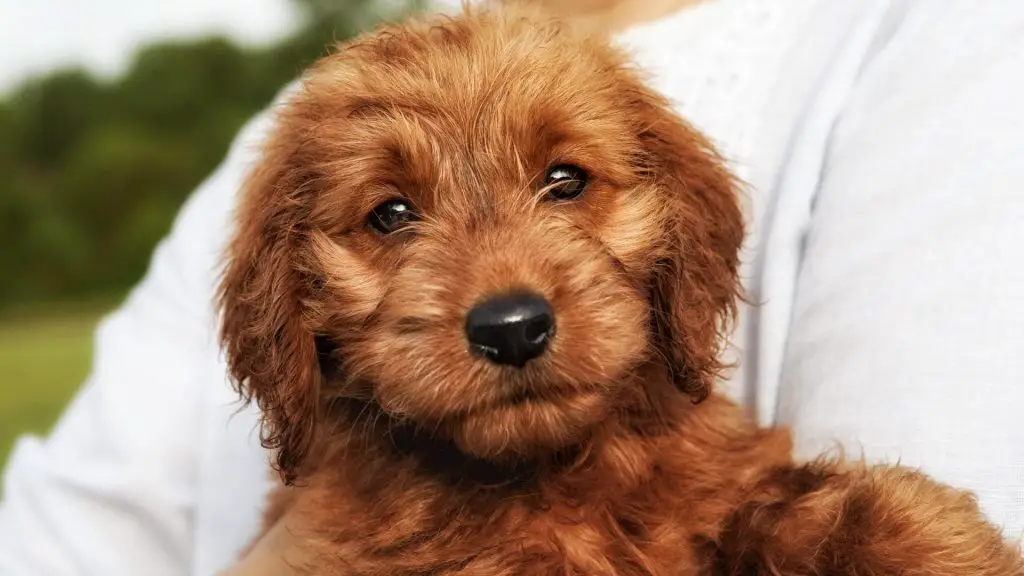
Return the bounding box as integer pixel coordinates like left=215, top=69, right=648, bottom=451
left=219, top=4, right=1024, bottom=575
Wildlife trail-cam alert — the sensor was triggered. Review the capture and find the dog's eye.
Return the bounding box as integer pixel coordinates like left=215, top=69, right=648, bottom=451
left=544, top=164, right=589, bottom=201
left=368, top=199, right=418, bottom=234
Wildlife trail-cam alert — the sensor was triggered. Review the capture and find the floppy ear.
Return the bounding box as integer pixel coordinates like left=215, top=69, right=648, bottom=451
left=218, top=116, right=322, bottom=484
left=632, top=88, right=745, bottom=402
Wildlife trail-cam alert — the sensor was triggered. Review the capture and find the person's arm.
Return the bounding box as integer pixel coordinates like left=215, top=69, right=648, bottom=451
left=774, top=0, right=1024, bottom=537
left=0, top=97, right=283, bottom=575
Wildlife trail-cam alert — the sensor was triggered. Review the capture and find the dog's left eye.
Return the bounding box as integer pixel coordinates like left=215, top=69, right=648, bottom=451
left=544, top=164, right=589, bottom=201
left=368, top=199, right=418, bottom=234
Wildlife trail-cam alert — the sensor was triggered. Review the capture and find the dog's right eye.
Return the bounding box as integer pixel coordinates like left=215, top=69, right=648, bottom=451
left=544, top=164, right=589, bottom=201
left=368, top=199, right=418, bottom=234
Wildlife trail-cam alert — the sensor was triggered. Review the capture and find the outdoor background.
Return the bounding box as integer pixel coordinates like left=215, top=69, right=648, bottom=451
left=0, top=0, right=419, bottom=467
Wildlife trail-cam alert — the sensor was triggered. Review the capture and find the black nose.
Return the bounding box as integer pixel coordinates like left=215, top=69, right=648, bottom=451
left=465, top=293, right=555, bottom=367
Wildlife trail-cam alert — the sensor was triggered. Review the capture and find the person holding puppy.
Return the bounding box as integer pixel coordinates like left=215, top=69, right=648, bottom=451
left=3, top=0, right=1024, bottom=574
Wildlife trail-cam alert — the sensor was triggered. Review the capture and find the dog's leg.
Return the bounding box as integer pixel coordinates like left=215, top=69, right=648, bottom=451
left=708, top=463, right=1023, bottom=575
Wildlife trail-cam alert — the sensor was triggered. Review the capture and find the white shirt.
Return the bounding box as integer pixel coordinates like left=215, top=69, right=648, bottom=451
left=3, top=1, right=1023, bottom=574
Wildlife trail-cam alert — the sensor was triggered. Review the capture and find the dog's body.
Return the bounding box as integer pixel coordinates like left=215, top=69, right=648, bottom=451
left=258, top=395, right=1022, bottom=575
left=220, top=5, right=1023, bottom=575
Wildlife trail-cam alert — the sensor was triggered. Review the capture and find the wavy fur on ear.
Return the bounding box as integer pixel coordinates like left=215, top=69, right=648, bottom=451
left=218, top=112, right=324, bottom=484
left=631, top=88, right=745, bottom=402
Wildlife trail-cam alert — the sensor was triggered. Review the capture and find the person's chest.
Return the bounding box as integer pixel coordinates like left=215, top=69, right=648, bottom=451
left=615, top=0, right=820, bottom=186
left=614, top=0, right=824, bottom=405
left=615, top=0, right=891, bottom=413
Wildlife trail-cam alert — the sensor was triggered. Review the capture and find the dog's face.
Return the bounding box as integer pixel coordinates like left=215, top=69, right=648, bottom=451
left=220, top=7, right=743, bottom=480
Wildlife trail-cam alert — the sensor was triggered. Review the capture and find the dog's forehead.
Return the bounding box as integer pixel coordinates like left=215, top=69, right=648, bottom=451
left=335, top=12, right=638, bottom=130
left=301, top=13, right=647, bottom=222
left=340, top=92, right=639, bottom=214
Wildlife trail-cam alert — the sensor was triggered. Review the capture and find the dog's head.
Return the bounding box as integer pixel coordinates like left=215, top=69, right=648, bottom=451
left=220, top=5, right=743, bottom=481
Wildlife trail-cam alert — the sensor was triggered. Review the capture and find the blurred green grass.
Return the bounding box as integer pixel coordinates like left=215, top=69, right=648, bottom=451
left=0, top=304, right=107, bottom=467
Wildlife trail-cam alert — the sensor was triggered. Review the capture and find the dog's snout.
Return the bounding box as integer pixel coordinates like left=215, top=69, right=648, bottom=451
left=465, top=293, right=554, bottom=367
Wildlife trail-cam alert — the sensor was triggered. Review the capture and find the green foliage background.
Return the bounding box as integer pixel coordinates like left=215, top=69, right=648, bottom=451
left=0, top=0, right=420, bottom=465
left=0, top=0, right=419, bottom=310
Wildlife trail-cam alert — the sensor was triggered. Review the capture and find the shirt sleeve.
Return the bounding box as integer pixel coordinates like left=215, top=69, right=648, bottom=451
left=0, top=95, right=281, bottom=575
left=775, top=0, right=1024, bottom=536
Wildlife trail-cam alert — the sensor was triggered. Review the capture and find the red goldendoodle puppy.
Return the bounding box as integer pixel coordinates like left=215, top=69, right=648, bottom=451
left=219, top=4, right=1024, bottom=574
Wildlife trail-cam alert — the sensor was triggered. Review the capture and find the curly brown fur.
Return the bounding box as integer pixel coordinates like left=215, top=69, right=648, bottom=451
left=219, top=4, right=1024, bottom=575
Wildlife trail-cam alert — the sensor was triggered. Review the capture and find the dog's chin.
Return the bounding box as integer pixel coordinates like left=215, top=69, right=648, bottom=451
left=443, top=388, right=614, bottom=461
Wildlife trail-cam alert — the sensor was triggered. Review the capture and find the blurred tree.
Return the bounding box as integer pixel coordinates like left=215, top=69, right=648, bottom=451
left=0, top=0, right=421, bottom=311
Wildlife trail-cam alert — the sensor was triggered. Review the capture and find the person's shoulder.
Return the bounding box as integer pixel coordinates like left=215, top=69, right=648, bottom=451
left=153, top=81, right=302, bottom=317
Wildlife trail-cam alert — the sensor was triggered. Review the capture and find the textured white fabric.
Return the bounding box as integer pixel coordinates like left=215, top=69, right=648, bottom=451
left=774, top=0, right=1024, bottom=538
left=2, top=1, right=1023, bottom=574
